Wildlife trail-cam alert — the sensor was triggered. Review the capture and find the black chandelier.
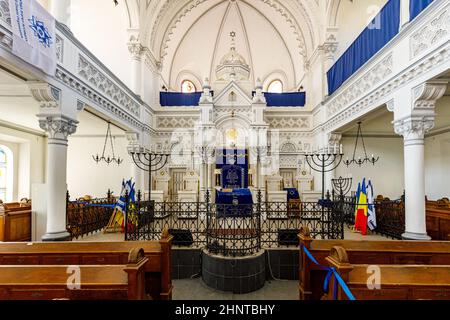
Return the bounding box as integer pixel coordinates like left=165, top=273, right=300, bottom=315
left=344, top=121, right=379, bottom=167
left=92, top=121, right=123, bottom=165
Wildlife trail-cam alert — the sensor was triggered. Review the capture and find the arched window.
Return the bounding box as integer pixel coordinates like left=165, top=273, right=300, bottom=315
left=267, top=80, right=283, bottom=93
left=0, top=147, right=8, bottom=202
left=181, top=80, right=196, bottom=93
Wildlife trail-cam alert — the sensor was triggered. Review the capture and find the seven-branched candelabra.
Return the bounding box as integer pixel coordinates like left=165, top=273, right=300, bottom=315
left=130, top=147, right=170, bottom=202
left=304, top=145, right=344, bottom=200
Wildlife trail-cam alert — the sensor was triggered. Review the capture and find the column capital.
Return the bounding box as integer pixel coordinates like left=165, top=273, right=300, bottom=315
left=128, top=37, right=144, bottom=60
left=394, top=115, right=435, bottom=141
left=38, top=114, right=78, bottom=142
left=327, top=132, right=342, bottom=145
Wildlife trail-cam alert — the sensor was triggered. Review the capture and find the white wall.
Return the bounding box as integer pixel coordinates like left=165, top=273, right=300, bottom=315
left=69, top=0, right=132, bottom=88
left=336, top=136, right=404, bottom=199
left=67, top=135, right=135, bottom=199
left=425, top=131, right=450, bottom=200
left=334, top=0, right=389, bottom=60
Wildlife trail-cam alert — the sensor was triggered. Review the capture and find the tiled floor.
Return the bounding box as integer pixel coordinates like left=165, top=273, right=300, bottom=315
left=173, top=278, right=298, bottom=300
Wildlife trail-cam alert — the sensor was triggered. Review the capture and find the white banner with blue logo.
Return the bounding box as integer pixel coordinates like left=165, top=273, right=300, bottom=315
left=8, top=0, right=56, bottom=75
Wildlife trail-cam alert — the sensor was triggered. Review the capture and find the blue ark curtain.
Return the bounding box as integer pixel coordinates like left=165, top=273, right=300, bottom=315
left=159, top=92, right=201, bottom=106
left=264, top=92, right=306, bottom=107
left=216, top=149, right=249, bottom=189
left=326, top=0, right=400, bottom=96
left=410, top=0, right=434, bottom=21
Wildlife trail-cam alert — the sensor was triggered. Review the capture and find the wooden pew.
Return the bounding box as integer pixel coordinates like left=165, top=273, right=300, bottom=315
left=323, top=246, right=450, bottom=300
left=0, top=247, right=148, bottom=300
left=298, top=227, right=450, bottom=300
left=0, top=231, right=173, bottom=300
left=0, top=200, right=32, bottom=242
left=426, top=197, right=450, bottom=240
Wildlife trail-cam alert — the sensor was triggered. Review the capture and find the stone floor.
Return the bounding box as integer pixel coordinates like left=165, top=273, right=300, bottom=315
left=173, top=278, right=298, bottom=300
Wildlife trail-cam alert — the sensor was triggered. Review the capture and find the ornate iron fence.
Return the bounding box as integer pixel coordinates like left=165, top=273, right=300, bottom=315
left=337, top=193, right=405, bottom=239
left=66, top=190, right=116, bottom=240
left=124, top=190, right=347, bottom=256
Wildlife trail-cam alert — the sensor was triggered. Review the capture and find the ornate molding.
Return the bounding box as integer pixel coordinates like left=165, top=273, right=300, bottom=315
left=410, top=7, right=449, bottom=59
left=157, top=116, right=199, bottom=129
left=55, top=68, right=142, bottom=131
left=323, top=43, right=449, bottom=133
left=0, top=0, right=11, bottom=25
left=413, top=81, right=447, bottom=110
left=128, top=35, right=144, bottom=59
left=394, top=116, right=435, bottom=141
left=327, top=53, right=393, bottom=118
left=266, top=116, right=310, bottom=129
left=328, top=132, right=342, bottom=145
left=38, top=115, right=78, bottom=141
left=28, top=82, right=61, bottom=109
left=78, top=55, right=140, bottom=117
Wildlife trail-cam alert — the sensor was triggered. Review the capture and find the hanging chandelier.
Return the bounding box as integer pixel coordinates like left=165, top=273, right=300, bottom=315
left=92, top=121, right=123, bottom=165
left=344, top=121, right=379, bottom=167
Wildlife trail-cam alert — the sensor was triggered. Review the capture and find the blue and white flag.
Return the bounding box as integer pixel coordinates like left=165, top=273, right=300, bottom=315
left=115, top=179, right=136, bottom=213
left=367, top=179, right=377, bottom=231
left=8, top=0, right=56, bottom=75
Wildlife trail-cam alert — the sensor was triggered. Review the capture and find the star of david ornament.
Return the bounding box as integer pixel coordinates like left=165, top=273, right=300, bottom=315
left=29, top=16, right=53, bottom=48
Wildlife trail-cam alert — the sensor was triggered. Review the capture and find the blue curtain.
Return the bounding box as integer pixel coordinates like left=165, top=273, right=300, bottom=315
left=265, top=92, right=306, bottom=107
left=327, top=0, right=400, bottom=95
left=410, top=0, right=434, bottom=21
left=159, top=92, right=201, bottom=106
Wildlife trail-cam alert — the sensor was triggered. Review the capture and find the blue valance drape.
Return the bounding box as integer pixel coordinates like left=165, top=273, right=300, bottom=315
left=265, top=92, right=306, bottom=107
left=326, top=0, right=400, bottom=96
left=410, top=0, right=434, bottom=21
left=160, top=92, right=201, bottom=106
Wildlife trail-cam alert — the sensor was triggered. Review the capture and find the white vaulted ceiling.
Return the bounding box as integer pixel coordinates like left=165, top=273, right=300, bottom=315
left=140, top=0, right=322, bottom=92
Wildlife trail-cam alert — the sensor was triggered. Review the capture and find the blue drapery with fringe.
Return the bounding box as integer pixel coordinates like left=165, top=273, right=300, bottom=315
left=326, top=0, right=400, bottom=95
left=410, top=0, right=434, bottom=20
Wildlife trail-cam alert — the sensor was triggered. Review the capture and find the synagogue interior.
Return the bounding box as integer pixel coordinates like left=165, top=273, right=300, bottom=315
left=0, top=0, right=449, bottom=302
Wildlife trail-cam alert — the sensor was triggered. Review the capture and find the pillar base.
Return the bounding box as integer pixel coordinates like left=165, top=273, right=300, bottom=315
left=42, top=231, right=71, bottom=242
left=402, top=232, right=431, bottom=241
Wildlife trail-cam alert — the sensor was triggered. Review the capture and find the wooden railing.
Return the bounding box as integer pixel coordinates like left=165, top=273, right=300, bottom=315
left=66, top=191, right=117, bottom=240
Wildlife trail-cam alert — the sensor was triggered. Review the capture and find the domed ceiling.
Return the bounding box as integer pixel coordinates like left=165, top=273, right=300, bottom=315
left=139, top=0, right=322, bottom=92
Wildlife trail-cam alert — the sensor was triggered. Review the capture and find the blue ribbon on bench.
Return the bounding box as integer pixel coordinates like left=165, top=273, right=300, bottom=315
left=74, top=202, right=116, bottom=209
left=301, top=245, right=356, bottom=301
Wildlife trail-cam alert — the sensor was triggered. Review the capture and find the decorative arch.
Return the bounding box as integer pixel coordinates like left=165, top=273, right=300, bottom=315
left=174, top=70, right=203, bottom=93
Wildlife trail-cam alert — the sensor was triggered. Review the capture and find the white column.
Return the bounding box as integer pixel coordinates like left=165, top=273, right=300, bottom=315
left=39, top=115, right=77, bottom=241
left=51, top=0, right=71, bottom=27
left=128, top=41, right=143, bottom=96
left=394, top=116, right=433, bottom=240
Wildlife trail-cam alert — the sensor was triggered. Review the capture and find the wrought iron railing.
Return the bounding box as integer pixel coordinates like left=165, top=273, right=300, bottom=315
left=337, top=193, right=405, bottom=239
left=124, top=190, right=347, bottom=257
left=66, top=190, right=116, bottom=240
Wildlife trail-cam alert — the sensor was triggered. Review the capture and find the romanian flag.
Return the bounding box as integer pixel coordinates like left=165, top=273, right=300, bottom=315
left=355, top=178, right=368, bottom=235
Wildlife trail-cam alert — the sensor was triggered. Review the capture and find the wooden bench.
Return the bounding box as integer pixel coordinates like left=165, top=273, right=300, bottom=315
left=0, top=231, right=173, bottom=300
left=0, top=247, right=148, bottom=300
left=0, top=200, right=32, bottom=242
left=298, top=227, right=450, bottom=300
left=323, top=246, right=450, bottom=300
left=426, top=197, right=450, bottom=240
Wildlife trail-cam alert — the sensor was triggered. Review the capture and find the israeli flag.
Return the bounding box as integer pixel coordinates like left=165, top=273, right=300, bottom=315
left=367, top=180, right=377, bottom=231
left=8, top=0, right=56, bottom=75
left=115, top=179, right=136, bottom=213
